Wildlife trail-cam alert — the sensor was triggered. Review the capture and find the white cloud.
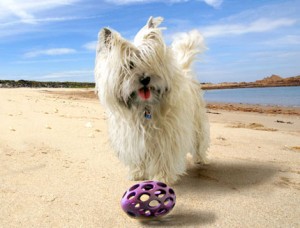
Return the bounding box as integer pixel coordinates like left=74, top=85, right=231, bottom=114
left=0, top=0, right=79, bottom=24
left=0, top=1, right=100, bottom=38
left=0, top=69, right=94, bottom=82
left=263, top=35, right=300, bottom=46
left=105, top=0, right=153, bottom=4
left=0, top=16, right=79, bottom=28
left=165, top=1, right=298, bottom=41
left=167, top=18, right=296, bottom=44
left=250, top=50, right=300, bottom=59
left=83, top=41, right=97, bottom=51
left=36, top=70, right=93, bottom=80
left=24, top=48, right=77, bottom=58
left=203, top=0, right=222, bottom=8
left=105, top=0, right=223, bottom=8
left=3, top=1, right=36, bottom=24
left=202, top=18, right=296, bottom=38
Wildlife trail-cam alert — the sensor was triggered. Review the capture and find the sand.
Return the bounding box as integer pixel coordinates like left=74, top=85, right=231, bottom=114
left=0, top=88, right=299, bottom=227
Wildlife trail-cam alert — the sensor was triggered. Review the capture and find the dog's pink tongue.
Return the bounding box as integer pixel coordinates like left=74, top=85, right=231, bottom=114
left=138, top=88, right=151, bottom=100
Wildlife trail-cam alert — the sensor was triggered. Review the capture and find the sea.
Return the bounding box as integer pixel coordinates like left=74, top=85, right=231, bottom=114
left=203, top=86, right=300, bottom=107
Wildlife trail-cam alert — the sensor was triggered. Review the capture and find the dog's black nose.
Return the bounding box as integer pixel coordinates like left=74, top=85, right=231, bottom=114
left=140, top=76, right=151, bottom=86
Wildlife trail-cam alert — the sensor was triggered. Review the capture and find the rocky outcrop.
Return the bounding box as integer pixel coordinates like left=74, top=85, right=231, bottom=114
left=202, top=75, right=300, bottom=90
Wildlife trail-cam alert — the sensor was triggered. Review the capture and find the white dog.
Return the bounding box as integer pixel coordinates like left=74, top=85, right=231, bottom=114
left=95, top=16, right=209, bottom=184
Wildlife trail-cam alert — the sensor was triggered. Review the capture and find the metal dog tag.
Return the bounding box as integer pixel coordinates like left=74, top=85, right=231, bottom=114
left=144, top=107, right=152, bottom=119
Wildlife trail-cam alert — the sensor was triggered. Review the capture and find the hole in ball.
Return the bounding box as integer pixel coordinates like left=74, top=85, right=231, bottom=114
left=155, top=189, right=166, bottom=198
left=127, top=211, right=136, bottom=217
left=127, top=192, right=136, bottom=200
left=139, top=193, right=150, bottom=202
left=157, top=182, right=167, bottom=188
left=142, top=184, right=154, bottom=191
left=122, top=191, right=127, bottom=199
left=156, top=208, right=167, bottom=215
left=129, top=184, right=140, bottom=191
left=164, top=197, right=173, bottom=206
left=145, top=210, right=151, bottom=216
left=134, top=203, right=140, bottom=208
left=149, top=200, right=160, bottom=208
left=169, top=188, right=175, bottom=195
left=139, top=209, right=151, bottom=217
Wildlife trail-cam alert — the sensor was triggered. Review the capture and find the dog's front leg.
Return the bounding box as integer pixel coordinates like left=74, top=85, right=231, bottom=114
left=128, top=163, right=146, bottom=181
left=150, top=158, right=184, bottom=185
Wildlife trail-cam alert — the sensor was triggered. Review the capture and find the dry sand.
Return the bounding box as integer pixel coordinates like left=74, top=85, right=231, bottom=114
left=0, top=88, right=299, bottom=227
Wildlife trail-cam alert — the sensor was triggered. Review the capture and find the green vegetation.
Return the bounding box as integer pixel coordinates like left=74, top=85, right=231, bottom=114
left=0, top=80, right=95, bottom=88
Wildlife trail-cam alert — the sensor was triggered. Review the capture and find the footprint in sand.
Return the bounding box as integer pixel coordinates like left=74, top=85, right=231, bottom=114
left=9, top=127, right=16, bottom=131
left=276, top=120, right=293, bottom=124
left=274, top=177, right=300, bottom=190
left=216, top=136, right=226, bottom=141
left=228, top=122, right=277, bottom=131
left=215, top=138, right=230, bottom=146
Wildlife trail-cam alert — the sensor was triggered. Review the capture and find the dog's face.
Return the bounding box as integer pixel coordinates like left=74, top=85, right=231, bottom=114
left=95, top=17, right=172, bottom=109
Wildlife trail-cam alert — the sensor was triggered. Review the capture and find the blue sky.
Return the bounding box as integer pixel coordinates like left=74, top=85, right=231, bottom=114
left=0, top=0, right=299, bottom=83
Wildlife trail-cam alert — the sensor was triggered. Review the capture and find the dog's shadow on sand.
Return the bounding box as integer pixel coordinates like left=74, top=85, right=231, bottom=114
left=179, top=160, right=278, bottom=193
left=142, top=160, right=278, bottom=227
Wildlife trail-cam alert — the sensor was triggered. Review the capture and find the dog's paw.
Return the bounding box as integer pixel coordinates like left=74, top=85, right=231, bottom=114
left=193, top=154, right=209, bottom=165
left=128, top=170, right=145, bottom=181
left=152, top=174, right=179, bottom=186
left=128, top=175, right=145, bottom=181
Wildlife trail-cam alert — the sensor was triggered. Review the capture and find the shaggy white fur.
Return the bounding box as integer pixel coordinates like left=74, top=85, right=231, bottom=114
left=95, top=16, right=210, bottom=184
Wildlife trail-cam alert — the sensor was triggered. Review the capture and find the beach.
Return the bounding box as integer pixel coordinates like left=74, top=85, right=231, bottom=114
left=0, top=88, right=299, bottom=227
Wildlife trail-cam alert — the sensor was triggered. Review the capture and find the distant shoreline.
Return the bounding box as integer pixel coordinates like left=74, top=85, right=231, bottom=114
left=0, top=80, right=95, bottom=89
left=37, top=88, right=300, bottom=116
left=2, top=87, right=299, bottom=115
left=1, top=74, right=299, bottom=89
left=202, top=84, right=299, bottom=90
left=201, top=75, right=300, bottom=90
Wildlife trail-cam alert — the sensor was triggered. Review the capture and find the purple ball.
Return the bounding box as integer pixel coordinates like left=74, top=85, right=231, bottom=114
left=121, top=180, right=176, bottom=219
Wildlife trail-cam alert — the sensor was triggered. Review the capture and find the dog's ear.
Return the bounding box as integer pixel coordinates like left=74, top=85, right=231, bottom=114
left=97, top=28, right=114, bottom=53
left=146, top=16, right=164, bottom=29
left=134, top=16, right=165, bottom=46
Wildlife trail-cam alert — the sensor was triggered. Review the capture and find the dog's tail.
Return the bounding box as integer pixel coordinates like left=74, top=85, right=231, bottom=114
left=171, top=30, right=206, bottom=75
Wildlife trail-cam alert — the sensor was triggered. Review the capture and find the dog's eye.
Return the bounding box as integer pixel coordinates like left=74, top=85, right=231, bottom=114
left=129, top=61, right=135, bottom=70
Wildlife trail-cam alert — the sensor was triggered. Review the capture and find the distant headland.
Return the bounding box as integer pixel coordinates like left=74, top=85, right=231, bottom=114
left=0, top=80, right=95, bottom=89
left=0, top=74, right=299, bottom=89
left=201, top=74, right=300, bottom=90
